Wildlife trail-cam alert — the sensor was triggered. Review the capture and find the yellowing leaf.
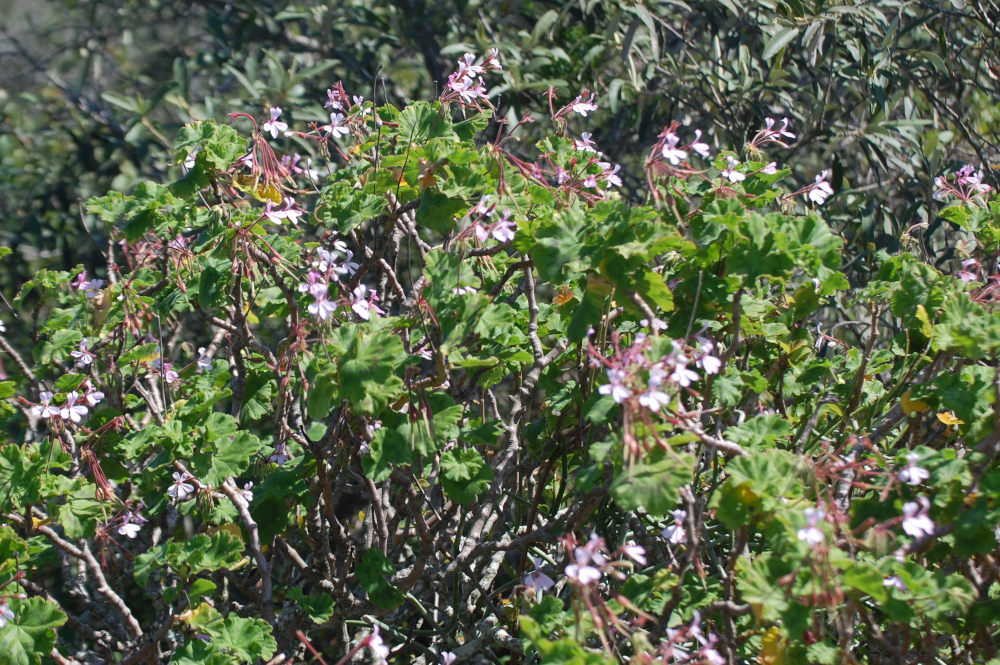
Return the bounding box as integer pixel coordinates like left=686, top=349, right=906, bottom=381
left=177, top=602, right=214, bottom=625
left=553, top=284, right=574, bottom=306
left=901, top=390, right=929, bottom=415
left=915, top=304, right=933, bottom=336
left=937, top=411, right=964, bottom=427
left=758, top=626, right=787, bottom=665
left=256, top=182, right=283, bottom=205
left=233, top=174, right=282, bottom=204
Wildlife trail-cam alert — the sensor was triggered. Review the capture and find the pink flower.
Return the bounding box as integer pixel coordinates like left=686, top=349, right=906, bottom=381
left=957, top=258, right=980, bottom=283
left=262, top=107, right=287, bottom=139
left=324, top=88, right=344, bottom=110
left=623, top=542, right=647, bottom=566
left=524, top=557, right=555, bottom=593
left=365, top=625, right=390, bottom=665
left=72, top=272, right=105, bottom=299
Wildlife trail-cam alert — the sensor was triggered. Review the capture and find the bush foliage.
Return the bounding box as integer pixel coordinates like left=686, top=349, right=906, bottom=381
left=2, top=3, right=1000, bottom=665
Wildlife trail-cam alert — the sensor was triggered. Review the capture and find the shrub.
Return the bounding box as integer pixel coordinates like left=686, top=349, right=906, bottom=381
left=2, top=49, right=1000, bottom=665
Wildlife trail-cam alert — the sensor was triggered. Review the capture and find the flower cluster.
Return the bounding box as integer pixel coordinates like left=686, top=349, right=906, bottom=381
left=33, top=385, right=104, bottom=424
left=933, top=165, right=993, bottom=204
left=662, top=612, right=726, bottom=665
left=72, top=271, right=105, bottom=298
left=117, top=507, right=148, bottom=539
left=592, top=332, right=721, bottom=411
left=442, top=50, right=502, bottom=108
left=460, top=197, right=517, bottom=245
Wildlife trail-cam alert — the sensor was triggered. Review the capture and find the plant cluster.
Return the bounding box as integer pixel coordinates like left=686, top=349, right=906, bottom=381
left=2, top=46, right=1000, bottom=665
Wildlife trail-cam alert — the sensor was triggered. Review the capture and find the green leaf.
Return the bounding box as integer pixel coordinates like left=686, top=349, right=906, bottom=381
left=440, top=448, right=493, bottom=504
left=191, top=430, right=261, bottom=487
left=357, top=549, right=404, bottom=610
left=335, top=325, right=406, bottom=414
left=185, top=603, right=277, bottom=663
left=611, top=451, right=695, bottom=515
left=173, top=121, right=248, bottom=172
left=0, top=597, right=67, bottom=665
left=416, top=189, right=465, bottom=233
left=286, top=588, right=335, bottom=623
left=762, top=26, right=800, bottom=60
left=398, top=101, right=457, bottom=142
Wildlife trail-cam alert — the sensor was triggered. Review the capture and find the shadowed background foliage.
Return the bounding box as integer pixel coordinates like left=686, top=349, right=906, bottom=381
left=2, top=0, right=998, bottom=293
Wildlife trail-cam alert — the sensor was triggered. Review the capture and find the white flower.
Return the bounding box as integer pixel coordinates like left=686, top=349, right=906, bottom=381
left=638, top=388, right=671, bottom=412
left=441, top=652, right=457, bottom=665
left=168, top=471, right=195, bottom=501
left=570, top=91, right=598, bottom=117
left=808, top=170, right=834, bottom=205
left=883, top=575, right=908, bottom=592
left=59, top=391, right=89, bottom=424
left=71, top=338, right=94, bottom=366
left=721, top=155, right=746, bottom=183
left=308, top=296, right=338, bottom=322
left=183, top=146, right=199, bottom=170
left=238, top=482, right=254, bottom=506
left=661, top=132, right=688, bottom=165
left=118, top=522, right=142, bottom=539
left=0, top=600, right=13, bottom=628
left=662, top=509, right=687, bottom=544
left=797, top=507, right=825, bottom=546
left=197, top=347, right=213, bottom=372
left=36, top=391, right=58, bottom=419
left=323, top=112, right=351, bottom=139
left=262, top=107, right=288, bottom=139
left=898, top=453, right=930, bottom=486
left=902, top=498, right=935, bottom=538
left=565, top=561, right=602, bottom=585
left=690, top=129, right=711, bottom=159
left=598, top=369, right=632, bottom=404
